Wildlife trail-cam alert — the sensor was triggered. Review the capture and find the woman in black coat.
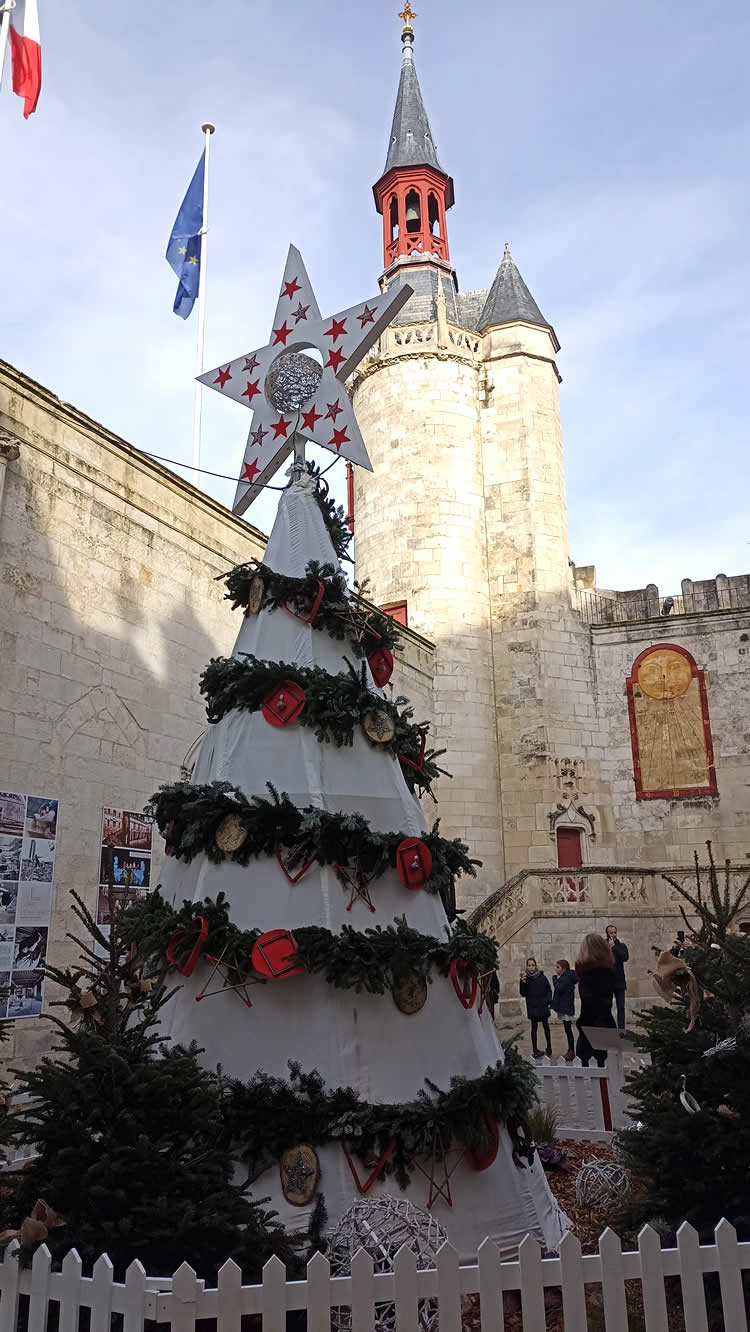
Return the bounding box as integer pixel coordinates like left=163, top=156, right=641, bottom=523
left=575, top=933, right=616, bottom=1067
left=519, top=957, right=552, bottom=1058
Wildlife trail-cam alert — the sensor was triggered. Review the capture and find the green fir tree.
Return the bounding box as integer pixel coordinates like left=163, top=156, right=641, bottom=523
left=3, top=889, right=296, bottom=1279
left=618, top=844, right=750, bottom=1239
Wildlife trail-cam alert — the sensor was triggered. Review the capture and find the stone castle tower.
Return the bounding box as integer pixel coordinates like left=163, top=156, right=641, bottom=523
left=352, top=13, right=593, bottom=909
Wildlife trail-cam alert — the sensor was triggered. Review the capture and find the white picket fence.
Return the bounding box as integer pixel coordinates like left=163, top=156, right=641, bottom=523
left=531, top=1053, right=647, bottom=1141
left=0, top=1221, right=747, bottom=1332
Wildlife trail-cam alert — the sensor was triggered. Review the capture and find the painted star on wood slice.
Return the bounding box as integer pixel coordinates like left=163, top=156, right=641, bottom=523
left=283, top=1152, right=315, bottom=1193
left=197, top=243, right=412, bottom=514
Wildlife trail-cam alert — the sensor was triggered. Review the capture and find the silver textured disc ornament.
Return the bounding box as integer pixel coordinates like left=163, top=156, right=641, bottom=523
left=330, top=1196, right=446, bottom=1332
left=264, top=351, right=323, bottom=412
left=575, top=1159, right=630, bottom=1211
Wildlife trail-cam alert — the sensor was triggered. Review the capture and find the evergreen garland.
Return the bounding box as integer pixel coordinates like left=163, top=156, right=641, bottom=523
left=200, top=655, right=448, bottom=796
left=221, top=1055, right=538, bottom=1190
left=121, top=892, right=498, bottom=995
left=217, top=559, right=401, bottom=659
left=146, top=781, right=478, bottom=919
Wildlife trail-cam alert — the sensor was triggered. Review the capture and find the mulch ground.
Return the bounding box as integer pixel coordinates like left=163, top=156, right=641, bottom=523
left=460, top=1138, right=690, bottom=1331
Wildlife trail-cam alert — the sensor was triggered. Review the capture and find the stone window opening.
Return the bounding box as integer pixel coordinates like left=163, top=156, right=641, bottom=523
left=389, top=195, right=399, bottom=243
left=405, top=189, right=421, bottom=234
left=380, top=600, right=408, bottom=628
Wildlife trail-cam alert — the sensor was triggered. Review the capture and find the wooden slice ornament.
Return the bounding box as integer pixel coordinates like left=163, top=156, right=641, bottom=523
left=245, top=575, right=265, bottom=616
left=362, top=709, right=396, bottom=744
left=367, top=647, right=394, bottom=689
left=78, top=990, right=97, bottom=1010
left=392, top=971, right=428, bottom=1014
left=262, top=681, right=306, bottom=727
left=283, top=579, right=325, bottom=625
left=251, top=929, right=304, bottom=979
left=280, top=1145, right=320, bottom=1205
left=215, top=814, right=248, bottom=853
left=396, top=838, right=433, bottom=890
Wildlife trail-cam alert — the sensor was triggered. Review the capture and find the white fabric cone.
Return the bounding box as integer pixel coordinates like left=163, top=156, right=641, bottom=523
left=158, top=470, right=568, bottom=1258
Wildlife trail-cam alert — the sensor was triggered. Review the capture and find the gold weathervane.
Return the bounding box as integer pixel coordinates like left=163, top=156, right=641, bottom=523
left=399, top=2, right=417, bottom=32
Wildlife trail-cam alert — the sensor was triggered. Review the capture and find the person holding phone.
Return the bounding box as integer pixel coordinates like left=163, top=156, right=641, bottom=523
left=519, top=957, right=552, bottom=1058
left=605, top=923, right=629, bottom=1031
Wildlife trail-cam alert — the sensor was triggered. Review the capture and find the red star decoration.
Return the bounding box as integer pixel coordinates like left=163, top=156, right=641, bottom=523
left=282, top=277, right=301, bottom=300
left=242, top=379, right=260, bottom=403
left=241, top=459, right=261, bottom=483
left=214, top=365, right=232, bottom=389
left=272, top=416, right=292, bottom=439
left=250, top=425, right=268, bottom=448
left=273, top=322, right=292, bottom=346
left=358, top=304, right=377, bottom=327
left=244, top=354, right=260, bottom=372
left=330, top=427, right=350, bottom=451
left=301, top=406, right=322, bottom=432
left=326, top=348, right=346, bottom=373
left=325, top=400, right=342, bottom=421
left=293, top=302, right=310, bottom=323
left=324, top=316, right=347, bottom=342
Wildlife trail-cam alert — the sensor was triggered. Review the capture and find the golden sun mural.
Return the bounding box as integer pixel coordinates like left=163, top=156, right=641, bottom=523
left=627, top=645, right=716, bottom=799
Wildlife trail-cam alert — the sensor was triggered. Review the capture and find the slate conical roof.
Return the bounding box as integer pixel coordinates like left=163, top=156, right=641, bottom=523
left=478, top=245, right=555, bottom=339
left=383, top=32, right=443, bottom=175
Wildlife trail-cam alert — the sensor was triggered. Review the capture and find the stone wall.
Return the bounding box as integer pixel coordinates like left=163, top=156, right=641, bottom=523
left=0, top=360, right=268, bottom=1068
left=352, top=329, right=505, bottom=912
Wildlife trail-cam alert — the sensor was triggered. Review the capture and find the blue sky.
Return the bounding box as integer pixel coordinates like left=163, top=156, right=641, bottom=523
left=2, top=0, right=748, bottom=591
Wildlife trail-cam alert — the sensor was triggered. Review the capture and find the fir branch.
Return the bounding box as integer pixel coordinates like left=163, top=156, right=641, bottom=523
left=146, top=781, right=479, bottom=918
left=120, top=893, right=498, bottom=996
left=216, top=559, right=401, bottom=659
left=222, top=1051, right=538, bottom=1190
left=199, top=655, right=449, bottom=796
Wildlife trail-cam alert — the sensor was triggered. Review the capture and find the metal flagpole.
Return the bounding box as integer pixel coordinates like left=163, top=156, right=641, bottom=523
left=192, top=121, right=215, bottom=484
left=0, top=1, right=16, bottom=93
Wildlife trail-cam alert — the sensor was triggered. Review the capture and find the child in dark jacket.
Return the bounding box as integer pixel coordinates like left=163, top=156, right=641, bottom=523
left=551, top=959, right=578, bottom=1060
left=519, top=957, right=552, bottom=1057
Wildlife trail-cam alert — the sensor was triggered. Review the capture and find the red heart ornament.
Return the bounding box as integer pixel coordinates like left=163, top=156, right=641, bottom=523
left=262, top=681, right=306, bottom=727
left=282, top=580, right=325, bottom=625
left=464, top=1116, right=499, bottom=1171
left=450, top=958, right=478, bottom=1010
left=396, top=838, right=433, bottom=890
left=367, top=647, right=394, bottom=689
left=341, top=1137, right=396, bottom=1193
left=274, top=843, right=316, bottom=884
left=398, top=728, right=427, bottom=773
left=166, top=917, right=209, bottom=977
left=251, top=929, right=304, bottom=979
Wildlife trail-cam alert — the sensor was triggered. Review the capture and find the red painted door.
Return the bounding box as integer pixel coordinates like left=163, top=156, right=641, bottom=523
left=556, top=828, right=584, bottom=901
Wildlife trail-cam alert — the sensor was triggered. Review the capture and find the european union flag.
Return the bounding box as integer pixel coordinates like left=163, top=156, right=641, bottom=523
left=166, top=152, right=205, bottom=319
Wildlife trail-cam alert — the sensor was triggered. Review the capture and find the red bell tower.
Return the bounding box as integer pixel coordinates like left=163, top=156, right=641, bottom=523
left=373, top=4, right=455, bottom=273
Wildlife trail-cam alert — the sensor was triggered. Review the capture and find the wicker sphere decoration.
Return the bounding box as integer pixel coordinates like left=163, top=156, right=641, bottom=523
left=265, top=351, right=323, bottom=412
left=329, top=1196, right=446, bottom=1332
left=575, top=1159, right=630, bottom=1211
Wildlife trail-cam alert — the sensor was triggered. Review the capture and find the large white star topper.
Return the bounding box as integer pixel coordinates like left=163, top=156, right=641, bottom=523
left=199, top=246, right=412, bottom=514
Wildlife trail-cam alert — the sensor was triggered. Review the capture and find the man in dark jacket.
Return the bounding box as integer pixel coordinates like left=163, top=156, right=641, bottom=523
left=606, top=924, right=629, bottom=1029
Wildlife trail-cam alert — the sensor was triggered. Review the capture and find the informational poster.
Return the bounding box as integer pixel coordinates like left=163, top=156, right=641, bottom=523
left=97, top=807, right=154, bottom=931
left=0, top=791, right=58, bottom=1019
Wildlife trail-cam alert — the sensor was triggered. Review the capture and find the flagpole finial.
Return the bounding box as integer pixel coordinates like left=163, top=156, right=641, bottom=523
left=202, top=122, right=215, bottom=135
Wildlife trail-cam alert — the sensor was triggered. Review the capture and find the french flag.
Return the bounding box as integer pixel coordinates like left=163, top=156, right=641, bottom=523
left=9, top=0, right=41, bottom=118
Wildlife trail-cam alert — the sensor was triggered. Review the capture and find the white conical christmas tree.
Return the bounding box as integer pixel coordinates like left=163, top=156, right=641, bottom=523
left=148, top=464, right=568, bottom=1259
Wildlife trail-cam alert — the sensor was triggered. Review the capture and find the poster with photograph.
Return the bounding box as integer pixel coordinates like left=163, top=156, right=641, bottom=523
left=0, top=791, right=58, bottom=1020
left=97, top=807, right=154, bottom=930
